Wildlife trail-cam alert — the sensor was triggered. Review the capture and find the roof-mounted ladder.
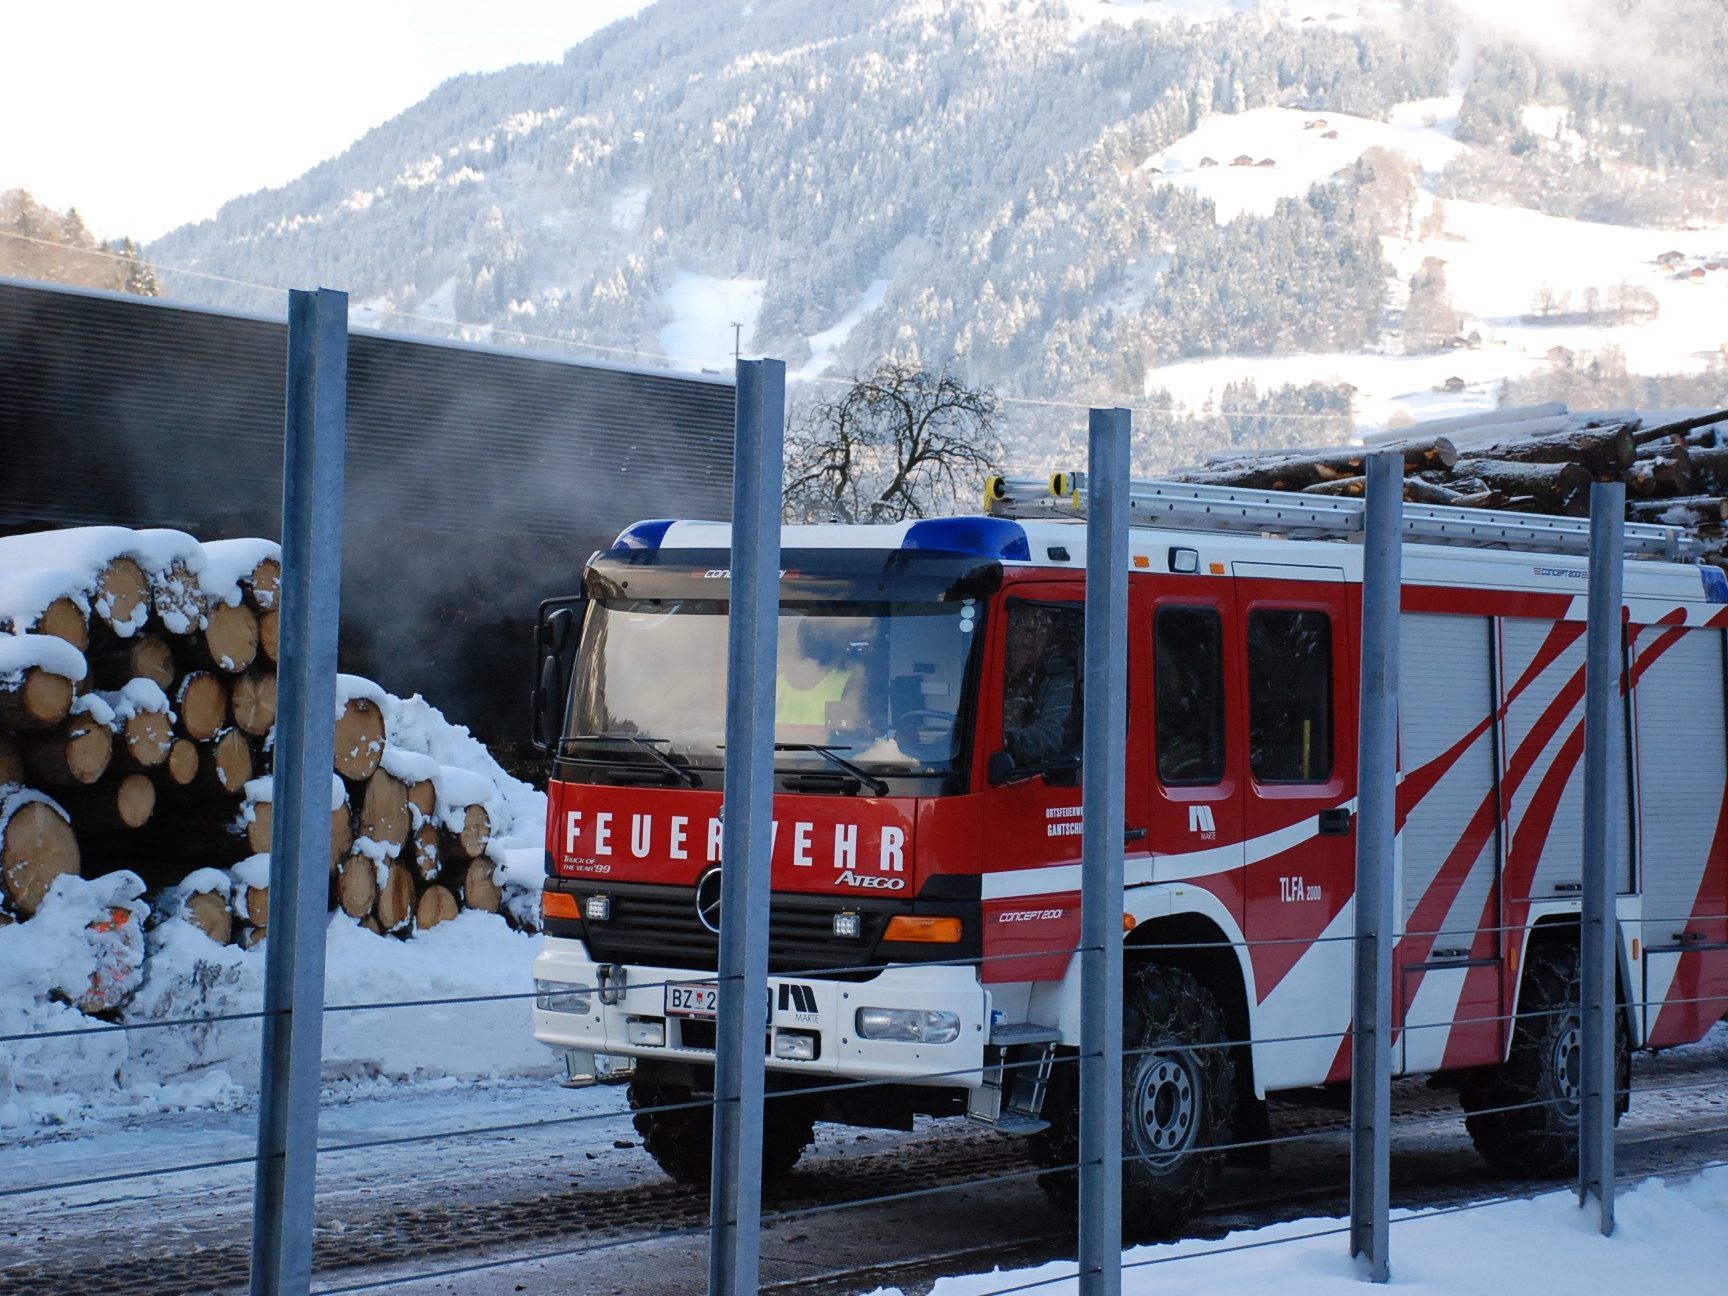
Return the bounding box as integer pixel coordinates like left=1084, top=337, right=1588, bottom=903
left=984, top=473, right=1697, bottom=562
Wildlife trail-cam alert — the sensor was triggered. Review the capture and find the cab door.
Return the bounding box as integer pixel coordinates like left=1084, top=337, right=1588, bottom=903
left=977, top=583, right=1088, bottom=984
left=1233, top=564, right=1358, bottom=1092
left=1143, top=587, right=1245, bottom=935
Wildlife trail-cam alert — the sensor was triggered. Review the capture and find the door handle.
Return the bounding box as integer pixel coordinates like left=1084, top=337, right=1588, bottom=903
left=1317, top=807, right=1354, bottom=836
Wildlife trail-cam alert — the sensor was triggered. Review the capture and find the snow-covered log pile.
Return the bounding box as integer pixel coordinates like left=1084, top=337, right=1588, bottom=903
left=0, top=527, right=545, bottom=1003
left=1171, top=403, right=1728, bottom=555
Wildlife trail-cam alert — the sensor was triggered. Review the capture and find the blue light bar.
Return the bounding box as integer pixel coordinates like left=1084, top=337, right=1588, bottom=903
left=901, top=516, right=1031, bottom=561
left=612, top=519, right=677, bottom=551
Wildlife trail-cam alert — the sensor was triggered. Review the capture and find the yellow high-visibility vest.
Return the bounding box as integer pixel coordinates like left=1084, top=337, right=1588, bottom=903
left=776, top=668, right=851, bottom=726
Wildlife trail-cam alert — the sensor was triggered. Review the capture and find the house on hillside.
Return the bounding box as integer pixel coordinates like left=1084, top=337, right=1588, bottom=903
left=1256, top=158, right=1277, bottom=168
left=1440, top=376, right=1467, bottom=393
left=1304, top=118, right=1330, bottom=131
left=1199, top=156, right=1219, bottom=168
left=1322, top=130, right=1339, bottom=139
left=1657, top=250, right=1685, bottom=267
left=1547, top=345, right=1576, bottom=366
left=1231, top=154, right=1256, bottom=167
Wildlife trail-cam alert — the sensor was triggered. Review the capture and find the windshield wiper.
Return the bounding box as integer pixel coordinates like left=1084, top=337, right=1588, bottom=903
left=562, top=732, right=702, bottom=788
left=772, top=743, right=891, bottom=796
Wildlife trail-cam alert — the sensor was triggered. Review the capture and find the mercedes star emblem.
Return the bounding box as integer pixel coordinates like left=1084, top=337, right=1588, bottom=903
left=695, top=867, right=723, bottom=934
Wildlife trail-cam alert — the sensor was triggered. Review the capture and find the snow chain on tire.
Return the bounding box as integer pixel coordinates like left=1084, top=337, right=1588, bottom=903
left=1459, top=941, right=1630, bottom=1177
left=628, top=1080, right=815, bottom=1186
left=1030, top=964, right=1236, bottom=1237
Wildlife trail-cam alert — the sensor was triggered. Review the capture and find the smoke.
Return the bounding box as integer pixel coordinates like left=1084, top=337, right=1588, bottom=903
left=1443, top=0, right=1700, bottom=86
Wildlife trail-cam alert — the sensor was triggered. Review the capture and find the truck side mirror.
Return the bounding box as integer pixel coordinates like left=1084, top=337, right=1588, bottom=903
left=531, top=598, right=585, bottom=753
left=987, top=750, right=1018, bottom=786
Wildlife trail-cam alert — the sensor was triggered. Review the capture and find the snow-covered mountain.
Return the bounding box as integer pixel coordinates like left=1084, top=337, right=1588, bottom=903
left=149, top=0, right=1728, bottom=461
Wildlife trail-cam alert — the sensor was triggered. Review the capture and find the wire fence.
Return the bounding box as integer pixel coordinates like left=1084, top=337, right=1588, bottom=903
left=4, top=913, right=1723, bottom=1296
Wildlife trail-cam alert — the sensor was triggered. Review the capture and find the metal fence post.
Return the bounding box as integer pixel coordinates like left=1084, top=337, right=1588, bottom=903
left=251, top=287, right=347, bottom=1296
left=1579, top=481, right=1623, bottom=1235
left=1079, top=407, right=1130, bottom=1296
left=709, top=357, right=784, bottom=1296
left=1349, top=451, right=1400, bottom=1283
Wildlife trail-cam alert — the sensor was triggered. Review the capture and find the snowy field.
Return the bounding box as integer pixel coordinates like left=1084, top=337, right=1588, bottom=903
left=873, top=1166, right=1728, bottom=1296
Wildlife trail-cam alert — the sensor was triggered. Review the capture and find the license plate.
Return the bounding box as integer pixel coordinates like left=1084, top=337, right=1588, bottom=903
left=665, top=982, right=719, bottom=1018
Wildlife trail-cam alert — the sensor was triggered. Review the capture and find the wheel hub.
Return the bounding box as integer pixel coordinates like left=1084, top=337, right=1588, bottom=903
left=1129, top=1051, right=1199, bottom=1167
left=1553, top=1021, right=1582, bottom=1110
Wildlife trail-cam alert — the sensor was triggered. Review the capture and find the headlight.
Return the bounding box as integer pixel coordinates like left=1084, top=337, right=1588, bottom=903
left=535, top=979, right=592, bottom=1013
left=855, top=1006, right=961, bottom=1044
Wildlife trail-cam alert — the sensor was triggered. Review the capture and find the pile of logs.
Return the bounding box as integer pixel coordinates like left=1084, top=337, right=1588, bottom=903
left=1173, top=404, right=1728, bottom=556
left=0, top=527, right=519, bottom=951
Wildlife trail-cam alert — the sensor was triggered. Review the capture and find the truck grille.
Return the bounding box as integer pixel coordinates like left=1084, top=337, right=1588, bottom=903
left=567, top=882, right=893, bottom=975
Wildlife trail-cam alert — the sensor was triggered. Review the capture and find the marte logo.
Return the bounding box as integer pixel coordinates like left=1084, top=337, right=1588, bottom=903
left=694, top=867, right=724, bottom=933
left=833, top=872, right=906, bottom=891
left=777, top=983, right=818, bottom=1015
left=1187, top=805, right=1217, bottom=835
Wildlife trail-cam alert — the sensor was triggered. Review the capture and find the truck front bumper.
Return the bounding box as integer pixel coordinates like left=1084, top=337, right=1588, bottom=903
left=531, top=936, right=990, bottom=1090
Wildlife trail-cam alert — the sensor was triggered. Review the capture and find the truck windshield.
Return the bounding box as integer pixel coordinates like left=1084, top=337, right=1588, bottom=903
left=567, top=597, right=981, bottom=778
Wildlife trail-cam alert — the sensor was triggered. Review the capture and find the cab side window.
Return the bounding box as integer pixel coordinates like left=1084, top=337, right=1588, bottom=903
left=1247, top=609, right=1333, bottom=783
left=1001, top=602, right=1084, bottom=769
left=1155, top=606, right=1224, bottom=785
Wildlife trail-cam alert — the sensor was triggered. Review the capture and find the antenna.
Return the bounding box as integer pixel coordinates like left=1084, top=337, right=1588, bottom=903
left=731, top=321, right=743, bottom=360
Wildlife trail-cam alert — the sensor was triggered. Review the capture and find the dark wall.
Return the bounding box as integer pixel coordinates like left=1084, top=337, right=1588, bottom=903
left=0, top=277, right=735, bottom=742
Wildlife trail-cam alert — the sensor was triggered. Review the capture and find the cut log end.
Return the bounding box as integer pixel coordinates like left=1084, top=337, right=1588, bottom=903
left=246, top=558, right=281, bottom=612
left=94, top=557, right=149, bottom=634
left=444, top=805, right=492, bottom=862
left=25, top=716, right=113, bottom=786
left=115, top=773, right=156, bottom=829
left=462, top=857, right=502, bottom=913
left=334, top=698, right=386, bottom=782
left=93, top=634, right=174, bottom=691
left=163, top=737, right=200, bottom=788
left=376, top=861, right=416, bottom=934
left=1, top=799, right=80, bottom=918
left=337, top=852, right=378, bottom=918
left=183, top=890, right=232, bottom=945
left=199, top=601, right=260, bottom=675
left=114, top=709, right=173, bottom=771
left=416, top=884, right=459, bottom=931
left=176, top=671, right=229, bottom=742
left=197, top=728, right=255, bottom=795
left=359, top=770, right=411, bottom=848
left=28, top=596, right=90, bottom=652
left=258, top=610, right=280, bottom=664
left=0, top=667, right=75, bottom=731
left=230, top=667, right=277, bottom=738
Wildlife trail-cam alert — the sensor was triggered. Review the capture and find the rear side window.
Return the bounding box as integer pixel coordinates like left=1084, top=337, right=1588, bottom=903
left=1247, top=609, right=1333, bottom=783
left=1155, top=607, right=1224, bottom=785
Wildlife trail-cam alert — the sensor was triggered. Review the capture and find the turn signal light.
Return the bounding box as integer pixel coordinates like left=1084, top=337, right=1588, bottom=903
left=883, top=915, right=963, bottom=944
left=542, top=891, right=582, bottom=921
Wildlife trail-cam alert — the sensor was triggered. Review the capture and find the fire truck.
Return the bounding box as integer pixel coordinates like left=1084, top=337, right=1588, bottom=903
left=530, top=477, right=1728, bottom=1231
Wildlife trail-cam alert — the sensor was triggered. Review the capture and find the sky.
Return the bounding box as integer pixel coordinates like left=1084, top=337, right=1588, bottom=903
left=0, top=0, right=653, bottom=244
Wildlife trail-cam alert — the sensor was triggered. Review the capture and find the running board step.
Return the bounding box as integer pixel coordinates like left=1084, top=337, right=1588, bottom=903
left=989, top=1023, right=1062, bottom=1047
left=985, top=1111, right=1051, bottom=1136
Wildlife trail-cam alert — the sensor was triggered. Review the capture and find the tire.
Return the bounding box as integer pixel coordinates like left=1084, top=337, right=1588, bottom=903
left=628, top=1080, right=815, bottom=1186
left=1458, top=943, right=1629, bottom=1176
left=1032, top=965, right=1236, bottom=1237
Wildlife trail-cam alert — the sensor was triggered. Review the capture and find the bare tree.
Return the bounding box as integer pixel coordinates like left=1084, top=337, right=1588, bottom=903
left=784, top=360, right=1003, bottom=522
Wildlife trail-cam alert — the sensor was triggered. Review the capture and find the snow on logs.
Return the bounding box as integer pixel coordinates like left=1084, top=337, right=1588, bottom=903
left=0, top=528, right=288, bottom=928
left=1177, top=406, right=1728, bottom=554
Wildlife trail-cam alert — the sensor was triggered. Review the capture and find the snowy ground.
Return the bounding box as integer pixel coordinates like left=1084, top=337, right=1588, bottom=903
left=876, top=1165, right=1728, bottom=1296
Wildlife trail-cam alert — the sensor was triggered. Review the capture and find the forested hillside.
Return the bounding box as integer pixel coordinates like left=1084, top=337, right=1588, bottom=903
left=145, top=0, right=1728, bottom=462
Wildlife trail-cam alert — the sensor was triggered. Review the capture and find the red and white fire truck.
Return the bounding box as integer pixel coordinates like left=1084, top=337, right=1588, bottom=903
left=530, top=478, right=1728, bottom=1229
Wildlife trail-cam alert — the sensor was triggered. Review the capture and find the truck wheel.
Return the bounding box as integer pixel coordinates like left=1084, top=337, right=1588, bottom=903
left=628, top=1080, right=814, bottom=1186
left=1459, top=943, right=1629, bottom=1176
left=1032, top=965, right=1235, bottom=1237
